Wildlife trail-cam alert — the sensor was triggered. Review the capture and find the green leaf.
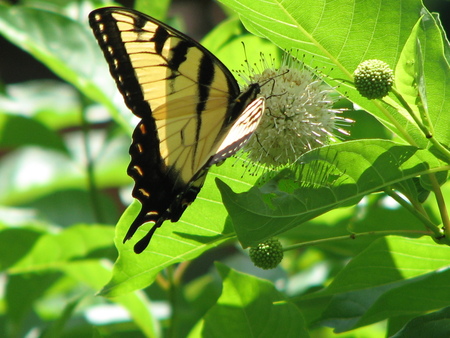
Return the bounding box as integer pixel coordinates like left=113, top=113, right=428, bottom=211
left=0, top=80, right=82, bottom=130
left=190, top=263, right=308, bottom=337
left=0, top=147, right=82, bottom=205
left=356, top=267, right=450, bottom=329
left=219, top=139, right=442, bottom=247
left=0, top=132, right=130, bottom=206
left=111, top=292, right=159, bottom=338
left=8, top=224, right=115, bottom=273
left=201, top=17, right=282, bottom=84
left=306, top=236, right=450, bottom=297
left=219, top=0, right=427, bottom=141
left=395, top=11, right=450, bottom=148
left=0, top=228, right=44, bottom=271
left=318, top=283, right=399, bottom=333
left=0, top=113, right=68, bottom=151
left=318, top=267, right=450, bottom=332
left=5, top=272, right=62, bottom=330
left=60, top=260, right=158, bottom=337
left=414, top=12, right=450, bottom=148
left=23, top=189, right=120, bottom=227
left=0, top=5, right=131, bottom=131
left=395, top=17, right=421, bottom=115
left=391, top=306, right=450, bottom=338
left=41, top=298, right=81, bottom=338
left=100, top=159, right=260, bottom=297
left=302, top=237, right=450, bottom=332
left=285, top=193, right=426, bottom=261
left=135, top=0, right=171, bottom=20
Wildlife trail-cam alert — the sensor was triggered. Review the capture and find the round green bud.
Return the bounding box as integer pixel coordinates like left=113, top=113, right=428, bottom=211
left=353, top=59, right=394, bottom=99
left=249, top=238, right=283, bottom=270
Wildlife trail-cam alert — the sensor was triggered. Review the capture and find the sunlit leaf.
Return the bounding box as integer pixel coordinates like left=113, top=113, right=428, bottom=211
left=190, top=263, right=308, bottom=337
left=307, top=236, right=450, bottom=297
left=100, top=159, right=259, bottom=297
left=220, top=139, right=443, bottom=247
left=8, top=224, right=115, bottom=273
left=391, top=306, right=450, bottom=338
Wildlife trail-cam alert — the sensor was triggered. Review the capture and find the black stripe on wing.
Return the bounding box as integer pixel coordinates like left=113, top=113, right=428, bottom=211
left=89, top=9, right=151, bottom=118
left=89, top=7, right=264, bottom=253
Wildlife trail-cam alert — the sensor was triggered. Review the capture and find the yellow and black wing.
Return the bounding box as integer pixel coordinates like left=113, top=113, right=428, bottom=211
left=89, top=7, right=264, bottom=253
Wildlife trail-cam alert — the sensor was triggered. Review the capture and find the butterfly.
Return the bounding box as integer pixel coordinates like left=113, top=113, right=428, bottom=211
left=89, top=7, right=265, bottom=253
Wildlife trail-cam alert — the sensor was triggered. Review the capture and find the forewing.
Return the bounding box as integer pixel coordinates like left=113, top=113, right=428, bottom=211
left=89, top=7, right=248, bottom=252
left=89, top=7, right=241, bottom=183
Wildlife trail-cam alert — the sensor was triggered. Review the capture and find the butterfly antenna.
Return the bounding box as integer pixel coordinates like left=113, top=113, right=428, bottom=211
left=241, top=41, right=252, bottom=75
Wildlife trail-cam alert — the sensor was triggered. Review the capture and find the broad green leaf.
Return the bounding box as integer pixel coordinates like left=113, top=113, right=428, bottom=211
left=305, top=236, right=450, bottom=297
left=387, top=315, right=420, bottom=338
left=0, top=228, right=44, bottom=271
left=202, top=17, right=282, bottom=84
left=391, top=306, right=450, bottom=338
left=304, top=237, right=450, bottom=332
left=0, top=132, right=130, bottom=206
left=341, top=109, right=391, bottom=141
left=5, top=272, right=62, bottom=331
left=318, top=267, right=450, bottom=332
left=0, top=147, right=85, bottom=205
left=61, top=260, right=158, bottom=337
left=112, top=292, right=159, bottom=337
left=318, top=283, right=400, bottom=333
left=177, top=274, right=223, bottom=337
left=0, top=114, right=68, bottom=152
left=396, top=11, right=450, bottom=149
left=285, top=193, right=426, bottom=260
left=219, top=0, right=427, bottom=142
left=40, top=298, right=80, bottom=338
left=135, top=0, right=171, bottom=20
left=414, top=11, right=450, bottom=148
left=100, top=159, right=260, bottom=297
left=0, top=5, right=131, bottom=131
left=190, top=263, right=308, bottom=337
left=21, top=189, right=120, bottom=227
left=356, top=267, right=450, bottom=329
left=395, top=17, right=421, bottom=115
left=220, top=139, right=443, bottom=247
left=8, top=224, right=115, bottom=273
left=0, top=80, right=82, bottom=130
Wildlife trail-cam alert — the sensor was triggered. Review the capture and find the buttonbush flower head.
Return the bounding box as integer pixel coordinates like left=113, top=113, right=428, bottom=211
left=240, top=55, right=344, bottom=168
left=353, top=59, right=394, bottom=99
left=249, top=238, right=283, bottom=270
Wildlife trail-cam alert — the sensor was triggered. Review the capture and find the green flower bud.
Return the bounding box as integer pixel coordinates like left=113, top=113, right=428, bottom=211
left=249, top=238, right=283, bottom=270
left=353, top=59, right=394, bottom=99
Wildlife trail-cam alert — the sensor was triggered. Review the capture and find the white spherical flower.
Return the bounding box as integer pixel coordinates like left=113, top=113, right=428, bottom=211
left=241, top=57, right=343, bottom=168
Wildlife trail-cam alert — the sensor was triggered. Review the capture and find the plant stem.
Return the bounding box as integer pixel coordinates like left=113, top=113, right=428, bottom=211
left=166, top=265, right=178, bottom=338
left=80, top=100, right=104, bottom=223
left=375, top=99, right=418, bottom=146
left=334, top=78, right=417, bottom=146
left=384, top=187, right=444, bottom=239
left=156, top=272, right=169, bottom=291
left=282, top=229, right=430, bottom=251
left=429, top=173, right=450, bottom=239
left=391, top=87, right=450, bottom=160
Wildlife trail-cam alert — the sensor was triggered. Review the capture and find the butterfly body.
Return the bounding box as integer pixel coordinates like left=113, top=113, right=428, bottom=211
left=89, top=7, right=264, bottom=253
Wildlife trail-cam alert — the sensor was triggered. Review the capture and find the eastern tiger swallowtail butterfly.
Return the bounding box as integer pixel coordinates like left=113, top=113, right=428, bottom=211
left=89, top=7, right=265, bottom=253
